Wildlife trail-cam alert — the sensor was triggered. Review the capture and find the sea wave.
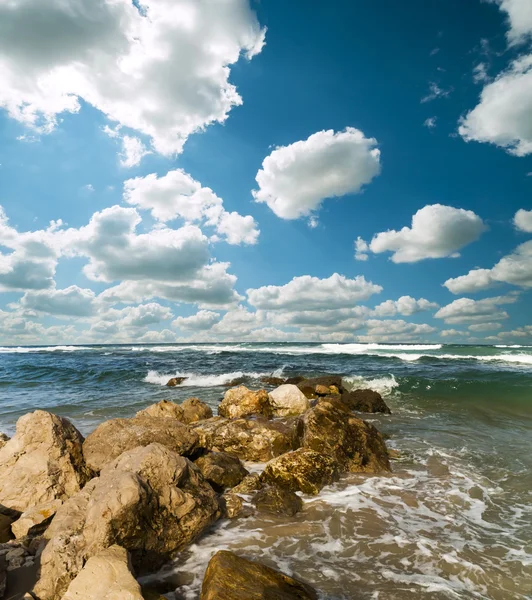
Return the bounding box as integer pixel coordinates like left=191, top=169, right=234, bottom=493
left=0, top=345, right=92, bottom=353
left=321, top=343, right=443, bottom=352
left=369, top=352, right=532, bottom=366
left=144, top=370, right=268, bottom=387
left=343, top=374, right=399, bottom=396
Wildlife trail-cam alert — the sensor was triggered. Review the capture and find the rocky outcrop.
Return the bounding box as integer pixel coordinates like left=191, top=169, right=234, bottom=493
left=268, top=385, right=309, bottom=417
left=218, top=386, right=272, bottom=419
left=167, top=377, right=187, bottom=387
left=11, top=500, right=63, bottom=539
left=0, top=434, right=9, bottom=451
left=194, top=452, right=249, bottom=492
left=137, top=398, right=212, bottom=424
left=341, top=389, right=391, bottom=414
left=200, top=550, right=318, bottom=600
left=83, top=416, right=198, bottom=472
left=302, top=401, right=391, bottom=474
left=262, top=448, right=338, bottom=495
left=34, top=443, right=220, bottom=600
left=0, top=411, right=92, bottom=512
left=192, top=417, right=301, bottom=462
left=297, top=376, right=344, bottom=399
left=252, top=486, right=303, bottom=517
left=62, top=545, right=144, bottom=600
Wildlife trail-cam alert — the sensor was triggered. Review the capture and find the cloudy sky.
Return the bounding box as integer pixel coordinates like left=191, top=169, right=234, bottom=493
left=0, top=0, right=531, bottom=345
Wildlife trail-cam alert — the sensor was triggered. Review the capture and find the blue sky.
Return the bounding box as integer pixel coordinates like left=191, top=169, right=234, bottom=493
left=0, top=0, right=531, bottom=345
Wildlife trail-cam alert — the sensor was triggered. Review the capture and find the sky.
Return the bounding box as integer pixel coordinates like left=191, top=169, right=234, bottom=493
left=0, top=0, right=531, bottom=346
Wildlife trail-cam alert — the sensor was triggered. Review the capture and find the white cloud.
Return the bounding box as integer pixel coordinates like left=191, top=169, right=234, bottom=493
left=0, top=0, right=265, bottom=155
left=19, top=286, right=97, bottom=317
left=459, top=54, right=532, bottom=156
left=123, top=169, right=259, bottom=245
left=358, top=319, right=436, bottom=342
left=423, top=117, right=437, bottom=129
left=444, top=241, right=532, bottom=292
left=369, top=204, right=486, bottom=263
left=372, top=296, right=439, bottom=317
left=119, top=136, right=150, bottom=168
left=252, top=127, right=381, bottom=219
left=435, top=294, right=518, bottom=324
left=468, top=322, right=503, bottom=332
left=247, top=273, right=382, bottom=311
left=100, top=302, right=173, bottom=327
left=354, top=236, right=369, bottom=261
left=514, top=208, right=532, bottom=232
left=173, top=310, right=221, bottom=331
left=473, top=63, right=489, bottom=84
left=440, top=329, right=470, bottom=337
left=495, top=0, right=532, bottom=44
left=421, top=82, right=452, bottom=103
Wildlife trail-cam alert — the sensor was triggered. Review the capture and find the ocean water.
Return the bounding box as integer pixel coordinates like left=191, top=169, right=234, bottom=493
left=1, top=342, right=531, bottom=599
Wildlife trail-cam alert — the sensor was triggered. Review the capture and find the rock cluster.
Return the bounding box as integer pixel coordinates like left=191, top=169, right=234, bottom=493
left=0, top=374, right=392, bottom=599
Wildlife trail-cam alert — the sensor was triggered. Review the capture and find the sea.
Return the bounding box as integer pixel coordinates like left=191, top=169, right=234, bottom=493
left=0, top=342, right=531, bottom=600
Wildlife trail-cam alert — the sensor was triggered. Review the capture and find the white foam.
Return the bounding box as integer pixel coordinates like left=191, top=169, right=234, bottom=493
left=343, top=374, right=400, bottom=396
left=0, top=345, right=92, bottom=353
left=144, top=370, right=266, bottom=387
left=321, top=343, right=442, bottom=352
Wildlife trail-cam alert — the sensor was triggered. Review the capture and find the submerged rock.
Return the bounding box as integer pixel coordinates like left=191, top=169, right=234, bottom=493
left=302, top=401, right=391, bottom=474
left=297, top=375, right=344, bottom=399
left=259, top=376, right=286, bottom=386
left=223, top=377, right=247, bottom=388
left=262, top=448, right=338, bottom=495
left=167, top=377, right=187, bottom=387
left=194, top=451, right=249, bottom=492
left=0, top=411, right=92, bottom=513
left=11, top=499, right=63, bottom=539
left=137, top=398, right=213, bottom=424
left=220, top=493, right=245, bottom=519
left=34, top=443, right=220, bottom=600
left=62, top=545, right=144, bottom=600
left=200, top=550, right=318, bottom=600
left=218, top=386, right=272, bottom=419
left=83, top=415, right=198, bottom=472
left=341, top=389, right=391, bottom=414
left=252, top=486, right=303, bottom=517
left=268, top=384, right=309, bottom=417
left=192, top=416, right=301, bottom=462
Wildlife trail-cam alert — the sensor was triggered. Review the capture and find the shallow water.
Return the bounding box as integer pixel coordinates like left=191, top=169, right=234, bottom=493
left=1, top=342, right=531, bottom=599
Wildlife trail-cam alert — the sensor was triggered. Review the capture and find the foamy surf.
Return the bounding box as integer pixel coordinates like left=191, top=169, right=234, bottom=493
left=343, top=374, right=400, bottom=396
left=144, top=370, right=271, bottom=387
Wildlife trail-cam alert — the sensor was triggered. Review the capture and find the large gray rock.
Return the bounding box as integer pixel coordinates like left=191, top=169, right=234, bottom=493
left=62, top=545, right=144, bottom=600
left=192, top=416, right=302, bottom=462
left=194, top=452, right=248, bottom=492
left=268, top=385, right=309, bottom=417
left=200, top=550, right=318, bottom=600
left=34, top=443, right=220, bottom=600
left=136, top=397, right=212, bottom=423
left=218, top=386, right=272, bottom=419
left=83, top=415, right=199, bottom=472
left=0, top=411, right=92, bottom=512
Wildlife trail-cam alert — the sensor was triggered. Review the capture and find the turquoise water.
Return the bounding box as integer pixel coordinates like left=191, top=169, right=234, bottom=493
left=1, top=343, right=531, bottom=598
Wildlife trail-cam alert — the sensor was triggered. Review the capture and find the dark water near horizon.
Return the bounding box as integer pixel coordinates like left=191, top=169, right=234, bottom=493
left=1, top=342, right=531, bottom=599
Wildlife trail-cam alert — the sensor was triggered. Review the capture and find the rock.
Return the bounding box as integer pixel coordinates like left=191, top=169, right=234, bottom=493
left=141, top=586, right=167, bottom=600
left=0, top=515, right=14, bottom=544
left=0, top=411, right=92, bottom=513
left=341, top=389, right=391, bottom=414
left=284, top=376, right=306, bottom=385
left=62, top=545, right=144, bottom=600
left=0, top=555, right=5, bottom=599
left=34, top=443, right=220, bottom=600
left=11, top=500, right=63, bottom=539
left=200, top=550, right=318, bottom=600
left=223, top=377, right=246, bottom=388
left=252, top=486, right=303, bottom=517
left=315, top=395, right=350, bottom=413
left=262, top=449, right=338, bottom=495
left=218, top=386, right=272, bottom=419
left=83, top=415, right=198, bottom=472
left=167, top=377, right=187, bottom=387
left=231, top=473, right=263, bottom=495
left=192, top=416, right=302, bottom=462
left=301, top=402, right=391, bottom=474
left=0, top=434, right=9, bottom=450
left=220, top=493, right=244, bottom=519
left=137, top=398, right=212, bottom=424
left=194, top=452, right=249, bottom=492
left=259, top=376, right=286, bottom=386
left=6, top=546, right=26, bottom=570
left=297, top=375, right=344, bottom=399
left=268, top=385, right=309, bottom=417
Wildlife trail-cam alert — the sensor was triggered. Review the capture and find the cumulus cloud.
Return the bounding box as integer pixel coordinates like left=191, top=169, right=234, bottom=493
left=123, top=169, right=259, bottom=245
left=247, top=273, right=382, bottom=311
left=459, top=55, right=532, bottom=156
left=19, top=286, right=97, bottom=317
left=372, top=296, right=439, bottom=317
left=468, top=322, right=503, bottom=332
left=496, top=0, right=532, bottom=44
left=357, top=319, right=436, bottom=342
left=369, top=204, right=486, bottom=263
left=440, top=329, right=470, bottom=337
left=119, top=136, right=150, bottom=168
left=252, top=128, right=381, bottom=219
left=444, top=241, right=532, bottom=292
left=435, top=294, right=518, bottom=324
left=0, top=0, right=265, bottom=155
left=173, top=310, right=221, bottom=331
left=354, top=237, right=369, bottom=261
left=514, top=208, right=532, bottom=232
left=423, top=117, right=437, bottom=129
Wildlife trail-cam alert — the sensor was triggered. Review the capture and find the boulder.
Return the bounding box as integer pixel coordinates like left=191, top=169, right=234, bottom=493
left=180, top=397, right=213, bottom=423
left=0, top=434, right=9, bottom=450
left=200, top=550, right=318, bottom=600
left=302, top=402, right=391, bottom=474
left=218, top=386, right=272, bottom=419
left=137, top=398, right=212, bottom=424
left=34, top=443, right=220, bottom=600
left=220, top=493, right=244, bottom=519
left=0, top=514, right=14, bottom=543
left=223, top=377, right=246, bottom=388
left=284, top=376, right=306, bottom=385
left=0, top=411, right=93, bottom=512
left=167, top=377, right=187, bottom=387
left=231, top=473, right=263, bottom=495
left=11, top=500, right=63, bottom=539
left=62, top=545, right=144, bottom=600
left=259, top=376, right=286, bottom=387
left=297, top=375, right=344, bottom=399
left=262, top=449, right=338, bottom=496
left=194, top=452, right=249, bottom=492
left=252, top=486, right=303, bottom=517
left=83, top=416, right=198, bottom=472
left=341, top=389, right=391, bottom=414
left=268, top=385, right=309, bottom=417
left=192, top=416, right=301, bottom=462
